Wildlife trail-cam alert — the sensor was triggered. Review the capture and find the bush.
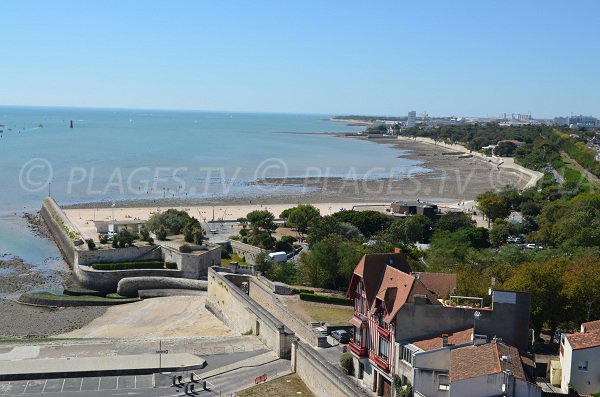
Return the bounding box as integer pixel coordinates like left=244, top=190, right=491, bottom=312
left=139, top=226, right=150, bottom=241
left=299, top=292, right=353, bottom=306
left=99, top=234, right=108, bottom=244
left=91, top=261, right=177, bottom=270
left=339, top=352, right=354, bottom=375
left=179, top=244, right=192, bottom=253
left=112, top=238, right=118, bottom=248
left=292, top=288, right=315, bottom=294
left=156, top=225, right=167, bottom=241
left=86, top=239, right=96, bottom=250
left=146, top=209, right=197, bottom=235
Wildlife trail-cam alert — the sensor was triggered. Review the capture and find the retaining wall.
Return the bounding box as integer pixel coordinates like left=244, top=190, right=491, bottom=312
left=291, top=339, right=370, bottom=397
left=117, top=277, right=207, bottom=297
left=248, top=277, right=325, bottom=347
left=40, top=197, right=78, bottom=267
left=74, top=266, right=181, bottom=293
left=230, top=240, right=266, bottom=265
left=206, top=268, right=294, bottom=358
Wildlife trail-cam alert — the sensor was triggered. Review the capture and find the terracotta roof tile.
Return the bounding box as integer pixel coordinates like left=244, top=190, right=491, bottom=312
left=581, top=319, right=600, bottom=333
left=412, top=328, right=473, bottom=351
left=565, top=329, right=600, bottom=350
left=450, top=341, right=526, bottom=382
left=348, top=253, right=411, bottom=305
left=412, top=272, right=457, bottom=298
left=372, top=267, right=415, bottom=323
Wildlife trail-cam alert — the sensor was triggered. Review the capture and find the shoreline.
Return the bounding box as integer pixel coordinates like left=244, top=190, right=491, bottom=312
left=60, top=135, right=535, bottom=211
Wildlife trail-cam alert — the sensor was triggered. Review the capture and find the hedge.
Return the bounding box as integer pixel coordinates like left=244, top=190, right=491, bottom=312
left=293, top=288, right=315, bottom=295
left=91, top=261, right=177, bottom=270
left=299, top=292, right=353, bottom=306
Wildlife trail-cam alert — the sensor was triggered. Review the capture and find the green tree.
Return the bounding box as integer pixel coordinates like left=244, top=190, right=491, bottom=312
left=332, top=210, right=392, bottom=237
left=146, top=209, right=196, bottom=235
left=504, top=259, right=568, bottom=338
left=489, top=220, right=510, bottom=248
left=435, top=212, right=476, bottom=233
left=477, top=191, right=511, bottom=226
left=156, top=225, right=167, bottom=241
left=287, top=204, right=321, bottom=240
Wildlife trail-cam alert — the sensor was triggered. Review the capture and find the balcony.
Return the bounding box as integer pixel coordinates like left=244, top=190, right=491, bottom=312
left=349, top=341, right=368, bottom=357
left=370, top=352, right=390, bottom=372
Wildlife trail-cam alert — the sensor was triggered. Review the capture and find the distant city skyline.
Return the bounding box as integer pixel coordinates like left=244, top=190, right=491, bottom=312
left=1, top=1, right=599, bottom=118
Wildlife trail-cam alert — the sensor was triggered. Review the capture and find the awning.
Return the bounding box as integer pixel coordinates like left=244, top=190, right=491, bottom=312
left=349, top=316, right=367, bottom=328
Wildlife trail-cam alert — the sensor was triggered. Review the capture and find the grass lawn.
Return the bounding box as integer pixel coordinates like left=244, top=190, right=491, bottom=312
left=237, top=374, right=314, bottom=397
left=303, top=303, right=353, bottom=324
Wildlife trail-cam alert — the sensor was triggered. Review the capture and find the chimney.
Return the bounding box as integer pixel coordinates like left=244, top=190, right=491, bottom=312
left=442, top=334, right=449, bottom=347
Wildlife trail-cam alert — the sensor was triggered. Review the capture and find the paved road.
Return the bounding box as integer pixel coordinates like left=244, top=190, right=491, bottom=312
left=0, top=348, right=283, bottom=397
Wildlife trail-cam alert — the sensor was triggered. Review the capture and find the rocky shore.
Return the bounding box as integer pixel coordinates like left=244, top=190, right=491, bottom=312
left=0, top=214, right=109, bottom=338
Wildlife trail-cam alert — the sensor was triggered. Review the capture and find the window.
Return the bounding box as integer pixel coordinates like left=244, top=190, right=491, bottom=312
left=354, top=326, right=361, bottom=345
left=577, top=361, right=588, bottom=371
left=360, top=297, right=366, bottom=315
left=378, top=308, right=385, bottom=327
left=438, top=374, right=450, bottom=390
left=379, top=337, right=389, bottom=360
left=400, top=345, right=414, bottom=365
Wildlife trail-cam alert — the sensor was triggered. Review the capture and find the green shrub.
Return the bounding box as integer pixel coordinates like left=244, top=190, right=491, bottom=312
left=299, top=292, right=353, bottom=306
left=156, top=225, right=167, bottom=241
left=339, top=352, right=354, bottom=375
left=99, top=234, right=108, bottom=244
left=179, top=244, right=192, bottom=253
left=292, top=288, right=315, bottom=294
left=112, top=238, right=118, bottom=248
left=91, top=261, right=177, bottom=270
left=86, top=239, right=96, bottom=250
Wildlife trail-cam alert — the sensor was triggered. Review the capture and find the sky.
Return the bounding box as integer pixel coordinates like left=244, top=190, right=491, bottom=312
left=1, top=1, right=599, bottom=117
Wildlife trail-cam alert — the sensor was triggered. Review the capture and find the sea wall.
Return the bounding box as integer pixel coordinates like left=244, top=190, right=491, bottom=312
left=40, top=197, right=79, bottom=267
left=291, top=340, right=370, bottom=397
left=205, top=267, right=294, bottom=358
left=230, top=240, right=266, bottom=265
left=248, top=277, right=325, bottom=347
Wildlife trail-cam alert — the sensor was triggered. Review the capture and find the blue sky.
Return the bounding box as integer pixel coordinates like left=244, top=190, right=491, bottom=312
left=1, top=1, right=598, bottom=117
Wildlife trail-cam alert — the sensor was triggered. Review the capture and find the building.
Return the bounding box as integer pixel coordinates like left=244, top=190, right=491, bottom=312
left=554, top=115, right=599, bottom=128
left=346, top=251, right=532, bottom=396
left=447, top=341, right=540, bottom=397
left=407, top=111, right=417, bottom=128
left=560, top=319, right=600, bottom=395
left=390, top=201, right=439, bottom=220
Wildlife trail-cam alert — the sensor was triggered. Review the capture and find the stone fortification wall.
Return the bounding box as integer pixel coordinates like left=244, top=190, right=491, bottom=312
left=74, top=266, right=181, bottom=294
left=206, top=268, right=294, bottom=358
left=291, top=340, right=370, bottom=397
left=229, top=240, right=266, bottom=265
left=117, top=277, right=207, bottom=297
left=162, top=245, right=221, bottom=279
left=40, top=197, right=79, bottom=266
left=248, top=277, right=325, bottom=347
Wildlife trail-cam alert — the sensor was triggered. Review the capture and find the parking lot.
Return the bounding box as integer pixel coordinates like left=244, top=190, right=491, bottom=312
left=0, top=375, right=155, bottom=395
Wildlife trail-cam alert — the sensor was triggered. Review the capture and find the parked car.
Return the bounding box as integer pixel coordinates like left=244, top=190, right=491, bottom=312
left=331, top=330, right=350, bottom=344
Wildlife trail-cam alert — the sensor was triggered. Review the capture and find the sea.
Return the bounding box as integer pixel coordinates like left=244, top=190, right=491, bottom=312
left=0, top=106, right=429, bottom=267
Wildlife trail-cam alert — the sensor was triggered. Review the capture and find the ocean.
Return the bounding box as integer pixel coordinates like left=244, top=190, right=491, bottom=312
left=0, top=106, right=428, bottom=265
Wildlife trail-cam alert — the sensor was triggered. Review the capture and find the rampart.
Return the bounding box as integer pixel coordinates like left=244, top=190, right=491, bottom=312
left=205, top=267, right=294, bottom=358
left=229, top=240, right=266, bottom=265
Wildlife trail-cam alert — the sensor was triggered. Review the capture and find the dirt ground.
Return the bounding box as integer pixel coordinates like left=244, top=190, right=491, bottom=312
left=58, top=296, right=231, bottom=338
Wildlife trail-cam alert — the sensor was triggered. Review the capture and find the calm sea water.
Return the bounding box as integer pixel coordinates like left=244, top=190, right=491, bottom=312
left=0, top=106, right=428, bottom=264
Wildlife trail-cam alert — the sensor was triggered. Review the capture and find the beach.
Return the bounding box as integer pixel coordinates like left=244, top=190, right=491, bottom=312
left=3, top=135, right=539, bottom=338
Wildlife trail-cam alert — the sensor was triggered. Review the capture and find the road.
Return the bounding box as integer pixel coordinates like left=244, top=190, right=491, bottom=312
left=0, top=349, right=290, bottom=397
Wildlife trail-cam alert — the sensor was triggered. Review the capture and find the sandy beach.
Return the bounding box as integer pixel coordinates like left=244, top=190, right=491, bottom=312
left=63, top=137, right=535, bottom=212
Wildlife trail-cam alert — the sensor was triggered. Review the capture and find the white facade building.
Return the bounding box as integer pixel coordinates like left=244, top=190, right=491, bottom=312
left=560, top=319, right=600, bottom=395
left=407, top=111, right=417, bottom=128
